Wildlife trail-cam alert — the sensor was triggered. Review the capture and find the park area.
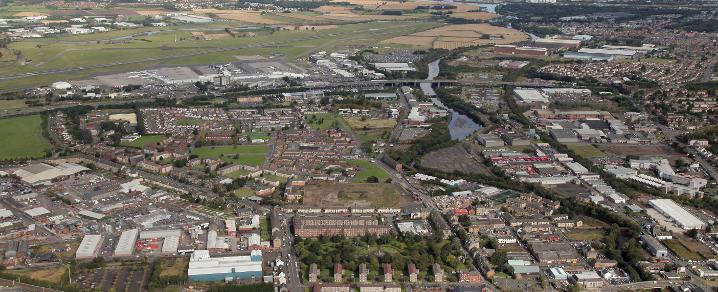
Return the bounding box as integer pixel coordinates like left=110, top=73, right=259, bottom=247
left=302, top=182, right=404, bottom=208
left=348, top=159, right=390, bottom=182
left=191, top=145, right=269, bottom=166
left=0, top=115, right=53, bottom=161
left=295, top=235, right=466, bottom=283
left=119, top=135, right=167, bottom=148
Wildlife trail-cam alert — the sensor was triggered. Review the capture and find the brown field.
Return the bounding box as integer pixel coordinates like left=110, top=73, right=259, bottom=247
left=13, top=11, right=48, bottom=17
left=385, top=23, right=527, bottom=49
left=194, top=9, right=281, bottom=24
left=565, top=229, right=604, bottom=241
left=344, top=117, right=396, bottom=129
left=449, top=12, right=498, bottom=21
left=40, top=20, right=68, bottom=24
left=191, top=31, right=231, bottom=40
left=420, top=143, right=490, bottom=175
left=303, top=182, right=405, bottom=208
left=0, top=48, right=17, bottom=62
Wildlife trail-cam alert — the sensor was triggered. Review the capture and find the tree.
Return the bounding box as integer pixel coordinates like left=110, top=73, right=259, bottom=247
left=366, top=176, right=379, bottom=183
left=687, top=228, right=699, bottom=238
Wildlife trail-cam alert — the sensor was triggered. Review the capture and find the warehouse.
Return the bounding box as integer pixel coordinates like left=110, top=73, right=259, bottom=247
left=649, top=199, right=705, bottom=230
left=188, top=250, right=263, bottom=282
left=114, top=228, right=139, bottom=257
left=513, top=88, right=549, bottom=103
left=76, top=235, right=103, bottom=259
left=140, top=229, right=182, bottom=254
left=577, top=48, right=637, bottom=59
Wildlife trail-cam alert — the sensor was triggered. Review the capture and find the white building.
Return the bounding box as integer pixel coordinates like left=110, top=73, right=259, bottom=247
left=649, top=199, right=705, bottom=230
left=76, top=235, right=103, bottom=259
left=114, top=229, right=139, bottom=257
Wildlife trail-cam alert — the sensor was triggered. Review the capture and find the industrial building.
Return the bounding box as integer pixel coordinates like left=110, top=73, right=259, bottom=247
left=494, top=45, right=548, bottom=57
left=114, top=228, right=139, bottom=257
left=76, top=234, right=103, bottom=259
left=513, top=88, right=549, bottom=103
left=477, top=134, right=505, bottom=147
left=577, top=48, right=637, bottom=59
left=187, top=250, right=263, bottom=282
left=13, top=162, right=89, bottom=185
left=140, top=229, right=182, bottom=254
left=649, top=199, right=706, bottom=230
left=640, top=234, right=668, bottom=258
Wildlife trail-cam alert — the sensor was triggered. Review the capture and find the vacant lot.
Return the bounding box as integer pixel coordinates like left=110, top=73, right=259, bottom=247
left=120, top=134, right=166, bottom=148
left=6, top=266, right=67, bottom=284
left=344, top=117, right=396, bottom=129
left=420, top=143, right=490, bottom=175
left=0, top=115, right=53, bottom=161
left=599, top=144, right=679, bottom=158
left=303, top=182, right=404, bottom=208
left=565, top=143, right=607, bottom=158
left=385, top=23, right=527, bottom=49
left=664, top=239, right=704, bottom=260
left=192, top=145, right=269, bottom=166
left=234, top=187, right=255, bottom=198
left=348, top=159, right=390, bottom=182
left=565, top=229, right=604, bottom=241
left=194, top=9, right=281, bottom=24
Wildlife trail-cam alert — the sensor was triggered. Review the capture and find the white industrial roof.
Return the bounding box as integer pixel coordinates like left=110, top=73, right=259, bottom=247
left=25, top=207, right=50, bottom=217
left=114, top=228, right=139, bottom=256
left=188, top=250, right=262, bottom=276
left=649, top=199, right=705, bottom=230
left=140, top=229, right=181, bottom=254
left=76, top=234, right=103, bottom=258
left=0, top=209, right=13, bottom=218
left=513, top=88, right=549, bottom=103
left=578, top=48, right=637, bottom=56
left=14, top=163, right=89, bottom=185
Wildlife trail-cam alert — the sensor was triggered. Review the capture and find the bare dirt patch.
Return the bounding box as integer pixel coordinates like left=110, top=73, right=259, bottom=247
left=598, top=144, right=680, bottom=158
left=449, top=12, right=497, bottom=21
left=420, top=143, right=490, bottom=175
left=303, top=182, right=405, bottom=208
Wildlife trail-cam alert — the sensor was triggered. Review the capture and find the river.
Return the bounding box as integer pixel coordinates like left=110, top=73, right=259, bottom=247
left=421, top=59, right=482, bottom=140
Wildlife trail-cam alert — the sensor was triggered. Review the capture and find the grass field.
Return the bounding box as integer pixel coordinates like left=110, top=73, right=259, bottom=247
left=260, top=216, right=270, bottom=241
left=344, top=117, right=396, bottom=129
left=348, top=159, right=390, bottom=182
left=6, top=266, right=67, bottom=284
left=664, top=239, right=704, bottom=260
left=177, top=118, right=200, bottom=126
left=234, top=187, right=255, bottom=198
left=565, top=229, right=604, bottom=241
left=1, top=20, right=438, bottom=90
left=247, top=131, right=270, bottom=141
left=192, top=145, right=269, bottom=166
left=565, top=143, right=607, bottom=158
left=303, top=182, right=404, bottom=208
left=225, top=169, right=250, bottom=179
left=158, top=257, right=189, bottom=278
left=120, top=134, right=166, bottom=148
left=0, top=99, right=29, bottom=110
left=305, top=113, right=344, bottom=130
left=0, top=115, right=53, bottom=161
left=263, top=173, right=289, bottom=184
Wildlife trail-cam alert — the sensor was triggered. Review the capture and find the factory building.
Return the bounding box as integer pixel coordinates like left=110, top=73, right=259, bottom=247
left=494, top=45, right=548, bottom=57
left=649, top=199, right=705, bottom=230
left=76, top=235, right=103, bottom=259
left=188, top=250, right=263, bottom=282
left=140, top=229, right=182, bottom=254
left=114, top=228, right=139, bottom=257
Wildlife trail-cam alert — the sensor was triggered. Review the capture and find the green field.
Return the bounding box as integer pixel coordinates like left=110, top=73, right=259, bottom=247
left=565, top=143, right=607, bottom=158
left=247, top=131, right=270, bottom=141
left=120, top=135, right=167, bottom=148
left=177, top=118, right=200, bottom=126
left=348, top=159, right=390, bottom=182
left=192, top=145, right=269, bottom=166
left=664, top=239, right=704, bottom=260
left=0, top=99, right=29, bottom=111
left=260, top=216, right=270, bottom=241
left=263, top=173, right=289, bottom=183
left=225, top=169, right=250, bottom=179
left=234, top=187, right=255, bottom=198
left=305, top=113, right=343, bottom=130
left=1, top=20, right=438, bottom=90
left=0, top=115, right=53, bottom=161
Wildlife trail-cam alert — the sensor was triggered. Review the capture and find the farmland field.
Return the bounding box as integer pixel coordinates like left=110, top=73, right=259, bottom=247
left=192, top=145, right=269, bottom=166
left=303, top=182, right=404, bottom=208
left=119, top=135, right=167, bottom=148
left=0, top=115, right=53, bottom=161
left=385, top=23, right=527, bottom=49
